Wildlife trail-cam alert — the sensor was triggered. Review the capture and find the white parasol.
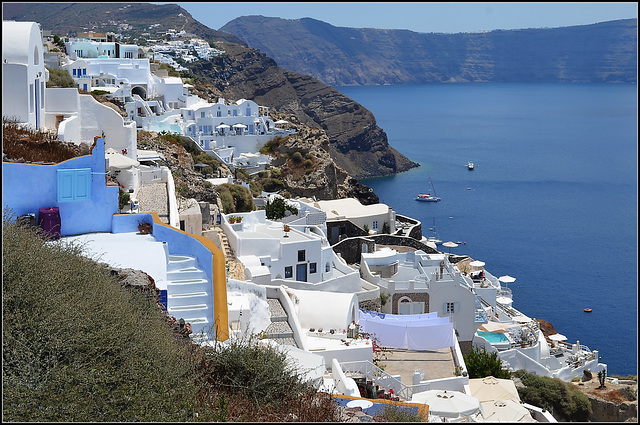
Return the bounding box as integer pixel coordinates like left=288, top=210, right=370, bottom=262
left=549, top=333, right=567, bottom=341
left=468, top=376, right=520, bottom=403
left=232, top=123, right=247, bottom=128
left=411, top=390, right=480, bottom=418
left=498, top=275, right=516, bottom=289
left=480, top=399, right=535, bottom=422
left=469, top=260, right=485, bottom=268
left=274, top=119, right=289, bottom=125
left=216, top=124, right=230, bottom=129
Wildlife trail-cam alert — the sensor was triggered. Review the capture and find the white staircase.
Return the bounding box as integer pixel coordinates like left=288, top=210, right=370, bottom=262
left=166, top=254, right=213, bottom=341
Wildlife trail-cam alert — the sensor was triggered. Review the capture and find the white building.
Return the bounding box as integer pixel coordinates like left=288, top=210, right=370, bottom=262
left=299, top=197, right=397, bottom=244
left=360, top=248, right=485, bottom=346
left=2, top=20, right=48, bottom=130
left=221, top=209, right=371, bottom=295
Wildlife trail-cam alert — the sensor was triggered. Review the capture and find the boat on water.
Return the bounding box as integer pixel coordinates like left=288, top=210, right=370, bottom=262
left=415, top=193, right=440, bottom=202
left=425, top=217, right=443, bottom=245
left=415, top=176, right=441, bottom=202
left=584, top=308, right=592, bottom=313
left=467, top=161, right=475, bottom=170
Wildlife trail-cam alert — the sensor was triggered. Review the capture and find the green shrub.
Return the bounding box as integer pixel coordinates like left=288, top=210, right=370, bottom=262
left=262, top=177, right=285, bottom=193
left=2, top=211, right=199, bottom=421
left=46, top=67, right=75, bottom=88
left=118, top=188, right=130, bottom=210
left=379, top=403, right=425, bottom=422
left=515, top=371, right=592, bottom=421
left=200, top=334, right=314, bottom=408
left=217, top=183, right=255, bottom=214
left=264, top=196, right=298, bottom=220
left=463, top=346, right=511, bottom=379
left=291, top=151, right=303, bottom=164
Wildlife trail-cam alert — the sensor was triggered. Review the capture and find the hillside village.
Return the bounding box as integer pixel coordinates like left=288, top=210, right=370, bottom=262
left=3, top=18, right=634, bottom=423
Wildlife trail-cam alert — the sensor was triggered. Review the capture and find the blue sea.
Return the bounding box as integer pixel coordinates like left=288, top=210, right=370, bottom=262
left=336, top=83, right=638, bottom=377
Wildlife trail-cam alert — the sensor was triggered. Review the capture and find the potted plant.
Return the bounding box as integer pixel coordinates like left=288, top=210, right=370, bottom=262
left=138, top=219, right=152, bottom=234
left=283, top=224, right=290, bottom=232
left=236, top=216, right=243, bottom=223
left=228, top=215, right=236, bottom=224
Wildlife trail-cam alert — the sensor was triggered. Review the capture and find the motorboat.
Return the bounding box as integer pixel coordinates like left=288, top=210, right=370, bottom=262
left=467, top=161, right=475, bottom=170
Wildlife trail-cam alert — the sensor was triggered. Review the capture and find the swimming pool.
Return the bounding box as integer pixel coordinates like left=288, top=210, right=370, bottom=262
left=477, top=331, right=510, bottom=343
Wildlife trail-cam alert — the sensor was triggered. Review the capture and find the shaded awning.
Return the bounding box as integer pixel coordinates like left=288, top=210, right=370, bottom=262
left=106, top=148, right=139, bottom=169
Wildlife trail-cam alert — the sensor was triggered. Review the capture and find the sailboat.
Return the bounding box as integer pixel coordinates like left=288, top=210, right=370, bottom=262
left=415, top=176, right=441, bottom=202
left=425, top=217, right=443, bottom=245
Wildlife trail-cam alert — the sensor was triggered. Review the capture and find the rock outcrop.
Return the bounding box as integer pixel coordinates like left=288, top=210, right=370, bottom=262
left=187, top=41, right=419, bottom=179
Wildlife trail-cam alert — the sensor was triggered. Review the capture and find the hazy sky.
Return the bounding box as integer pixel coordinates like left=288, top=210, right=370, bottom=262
left=175, top=2, right=638, bottom=34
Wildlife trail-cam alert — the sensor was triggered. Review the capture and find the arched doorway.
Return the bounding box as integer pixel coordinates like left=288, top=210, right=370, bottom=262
left=131, top=85, right=147, bottom=100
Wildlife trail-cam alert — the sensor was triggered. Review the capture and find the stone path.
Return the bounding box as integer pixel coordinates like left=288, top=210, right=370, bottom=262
left=137, top=182, right=169, bottom=223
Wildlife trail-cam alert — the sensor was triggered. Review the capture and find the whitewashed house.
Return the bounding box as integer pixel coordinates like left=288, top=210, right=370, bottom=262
left=299, top=197, right=397, bottom=244
left=222, top=209, right=370, bottom=293
left=2, top=20, right=48, bottom=130
left=360, top=248, right=486, bottom=352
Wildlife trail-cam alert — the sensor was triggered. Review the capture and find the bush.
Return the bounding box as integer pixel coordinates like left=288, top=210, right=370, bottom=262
left=463, top=346, right=511, bottom=379
left=264, top=196, right=298, bottom=220
left=118, top=188, right=130, bottom=210
left=217, top=183, right=255, bottom=214
left=291, top=151, right=303, bottom=164
left=2, top=211, right=199, bottom=421
left=46, top=67, right=75, bottom=88
left=262, top=177, right=285, bottom=193
left=200, top=335, right=314, bottom=408
left=379, top=403, right=425, bottom=422
left=515, top=371, right=592, bottom=421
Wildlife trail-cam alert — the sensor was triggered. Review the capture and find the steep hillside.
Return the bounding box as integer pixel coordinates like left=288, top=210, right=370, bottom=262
left=220, top=16, right=638, bottom=86
left=3, top=2, right=418, bottom=179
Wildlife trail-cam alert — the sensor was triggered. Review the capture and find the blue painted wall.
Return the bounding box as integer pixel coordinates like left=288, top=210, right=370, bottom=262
left=2, top=137, right=118, bottom=235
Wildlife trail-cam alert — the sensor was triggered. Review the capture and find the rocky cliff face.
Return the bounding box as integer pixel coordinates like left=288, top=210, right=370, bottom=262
left=220, top=16, right=638, bottom=86
left=187, top=42, right=418, bottom=179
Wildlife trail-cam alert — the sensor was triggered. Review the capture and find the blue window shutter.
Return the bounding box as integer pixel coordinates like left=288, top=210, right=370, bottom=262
left=74, top=169, right=91, bottom=201
left=57, top=168, right=91, bottom=202
left=57, top=169, right=76, bottom=202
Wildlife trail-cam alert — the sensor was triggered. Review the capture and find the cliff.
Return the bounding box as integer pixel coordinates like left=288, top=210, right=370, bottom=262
left=186, top=42, right=418, bottom=178
left=220, top=16, right=638, bottom=86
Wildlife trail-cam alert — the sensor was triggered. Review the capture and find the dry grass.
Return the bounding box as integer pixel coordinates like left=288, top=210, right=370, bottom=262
left=2, top=117, right=90, bottom=163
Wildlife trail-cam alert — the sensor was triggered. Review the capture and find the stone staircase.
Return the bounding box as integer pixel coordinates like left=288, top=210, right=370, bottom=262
left=166, top=254, right=212, bottom=342
left=265, top=298, right=298, bottom=348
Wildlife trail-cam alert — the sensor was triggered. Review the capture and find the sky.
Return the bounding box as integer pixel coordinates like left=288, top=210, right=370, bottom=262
left=174, top=2, right=638, bottom=34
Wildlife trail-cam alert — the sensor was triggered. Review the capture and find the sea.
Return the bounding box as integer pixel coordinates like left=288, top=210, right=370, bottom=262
left=335, top=82, right=638, bottom=377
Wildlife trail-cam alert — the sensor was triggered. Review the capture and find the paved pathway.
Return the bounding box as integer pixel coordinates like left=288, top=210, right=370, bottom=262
left=380, top=347, right=456, bottom=386
left=137, top=182, right=169, bottom=223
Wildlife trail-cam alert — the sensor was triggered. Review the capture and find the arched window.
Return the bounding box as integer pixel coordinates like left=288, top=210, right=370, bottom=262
left=33, top=46, right=39, bottom=65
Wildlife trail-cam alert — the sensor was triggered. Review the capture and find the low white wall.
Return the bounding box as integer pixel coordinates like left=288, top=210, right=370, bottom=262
left=331, top=358, right=360, bottom=397
left=164, top=167, right=179, bottom=228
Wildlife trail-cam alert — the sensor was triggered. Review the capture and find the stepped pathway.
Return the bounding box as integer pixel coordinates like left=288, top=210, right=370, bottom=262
left=166, top=254, right=212, bottom=341
left=136, top=182, right=170, bottom=223
left=265, top=298, right=298, bottom=348
left=214, top=226, right=245, bottom=280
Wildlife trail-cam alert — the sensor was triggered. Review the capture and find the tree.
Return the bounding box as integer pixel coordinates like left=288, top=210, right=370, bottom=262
left=264, top=196, right=298, bottom=220
left=463, top=346, right=511, bottom=379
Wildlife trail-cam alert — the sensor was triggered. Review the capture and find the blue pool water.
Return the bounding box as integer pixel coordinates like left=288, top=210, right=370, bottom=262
left=477, top=331, right=510, bottom=344
left=337, top=82, right=638, bottom=377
